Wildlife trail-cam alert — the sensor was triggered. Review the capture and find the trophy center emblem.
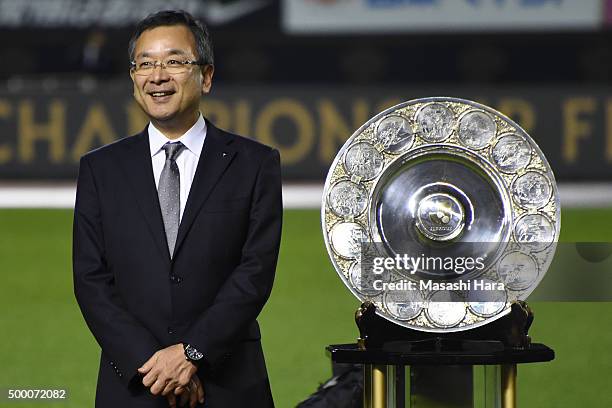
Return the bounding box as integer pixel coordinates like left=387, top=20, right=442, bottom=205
left=430, top=210, right=451, bottom=225
left=416, top=193, right=465, bottom=241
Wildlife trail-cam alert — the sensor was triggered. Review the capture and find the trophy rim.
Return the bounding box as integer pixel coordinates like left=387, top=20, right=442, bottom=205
left=321, top=96, right=561, bottom=333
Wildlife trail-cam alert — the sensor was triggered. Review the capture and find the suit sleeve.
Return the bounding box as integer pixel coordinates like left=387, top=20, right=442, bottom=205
left=183, top=148, right=282, bottom=367
left=73, top=155, right=160, bottom=388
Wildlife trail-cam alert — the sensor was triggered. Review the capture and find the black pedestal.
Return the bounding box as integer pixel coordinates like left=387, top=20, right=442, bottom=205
left=326, top=343, right=554, bottom=408
left=326, top=301, right=555, bottom=408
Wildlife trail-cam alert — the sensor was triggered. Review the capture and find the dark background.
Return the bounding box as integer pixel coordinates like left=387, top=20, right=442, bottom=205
left=0, top=1, right=610, bottom=181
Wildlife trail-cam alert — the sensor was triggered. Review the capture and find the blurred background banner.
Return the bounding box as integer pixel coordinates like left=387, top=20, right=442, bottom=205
left=0, top=84, right=611, bottom=180
left=283, top=0, right=602, bottom=34
left=0, top=0, right=270, bottom=27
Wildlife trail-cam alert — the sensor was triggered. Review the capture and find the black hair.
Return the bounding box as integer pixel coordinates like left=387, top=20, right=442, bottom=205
left=128, top=10, right=214, bottom=65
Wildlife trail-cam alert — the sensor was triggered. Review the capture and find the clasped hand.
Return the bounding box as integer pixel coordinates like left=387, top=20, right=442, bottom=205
left=138, top=343, right=204, bottom=407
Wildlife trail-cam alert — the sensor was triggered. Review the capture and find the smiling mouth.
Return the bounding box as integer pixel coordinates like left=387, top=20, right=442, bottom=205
left=148, top=91, right=175, bottom=98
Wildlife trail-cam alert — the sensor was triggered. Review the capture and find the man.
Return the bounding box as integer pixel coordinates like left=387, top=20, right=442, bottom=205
left=73, top=10, right=282, bottom=408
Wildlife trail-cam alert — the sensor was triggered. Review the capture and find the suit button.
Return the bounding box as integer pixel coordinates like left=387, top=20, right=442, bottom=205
left=170, top=274, right=182, bottom=284
left=167, top=327, right=174, bottom=335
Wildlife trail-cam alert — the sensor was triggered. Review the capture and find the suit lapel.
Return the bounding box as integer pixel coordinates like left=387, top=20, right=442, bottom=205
left=116, top=130, right=172, bottom=262
left=173, top=122, right=237, bottom=258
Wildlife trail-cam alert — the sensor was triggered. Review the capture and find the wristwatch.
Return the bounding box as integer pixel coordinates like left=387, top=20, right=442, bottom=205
left=183, top=343, right=204, bottom=365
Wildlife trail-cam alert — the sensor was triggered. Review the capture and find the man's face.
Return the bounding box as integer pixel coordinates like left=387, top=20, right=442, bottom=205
left=130, top=25, right=213, bottom=127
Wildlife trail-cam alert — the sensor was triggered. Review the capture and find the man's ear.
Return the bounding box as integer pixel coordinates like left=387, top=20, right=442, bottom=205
left=129, top=70, right=139, bottom=97
left=201, top=65, right=214, bottom=94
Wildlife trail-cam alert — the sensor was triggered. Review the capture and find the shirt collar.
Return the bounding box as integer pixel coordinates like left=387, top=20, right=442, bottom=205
left=148, top=114, right=207, bottom=158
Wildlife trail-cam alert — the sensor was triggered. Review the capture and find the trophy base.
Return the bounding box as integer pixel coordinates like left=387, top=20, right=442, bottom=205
left=323, top=301, right=554, bottom=408
left=355, top=301, right=535, bottom=350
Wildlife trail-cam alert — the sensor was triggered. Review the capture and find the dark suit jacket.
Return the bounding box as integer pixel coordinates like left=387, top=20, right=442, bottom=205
left=73, top=120, right=282, bottom=407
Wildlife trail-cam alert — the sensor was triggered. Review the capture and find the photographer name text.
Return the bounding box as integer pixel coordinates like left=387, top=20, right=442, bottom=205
left=372, top=279, right=505, bottom=292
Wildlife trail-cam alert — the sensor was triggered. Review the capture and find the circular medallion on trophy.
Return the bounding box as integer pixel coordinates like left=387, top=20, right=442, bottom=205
left=322, top=97, right=560, bottom=332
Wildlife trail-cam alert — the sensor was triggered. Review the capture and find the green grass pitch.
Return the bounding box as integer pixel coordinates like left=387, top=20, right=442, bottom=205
left=1, top=208, right=611, bottom=407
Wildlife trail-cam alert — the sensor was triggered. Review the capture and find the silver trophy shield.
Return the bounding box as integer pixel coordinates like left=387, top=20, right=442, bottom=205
left=322, top=97, right=560, bottom=332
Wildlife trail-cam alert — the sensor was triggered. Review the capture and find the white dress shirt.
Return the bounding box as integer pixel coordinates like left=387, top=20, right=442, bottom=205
left=149, top=114, right=207, bottom=222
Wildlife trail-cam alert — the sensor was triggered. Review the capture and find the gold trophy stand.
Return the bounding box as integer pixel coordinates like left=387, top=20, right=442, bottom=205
left=327, top=301, right=554, bottom=408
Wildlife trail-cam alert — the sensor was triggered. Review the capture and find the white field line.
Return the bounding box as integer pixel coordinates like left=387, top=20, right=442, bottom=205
left=0, top=182, right=609, bottom=209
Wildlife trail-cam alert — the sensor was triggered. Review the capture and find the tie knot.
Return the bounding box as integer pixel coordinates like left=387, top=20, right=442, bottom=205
left=162, top=142, right=185, bottom=161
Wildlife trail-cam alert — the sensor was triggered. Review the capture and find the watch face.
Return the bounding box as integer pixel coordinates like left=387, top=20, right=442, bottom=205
left=185, top=344, right=203, bottom=361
